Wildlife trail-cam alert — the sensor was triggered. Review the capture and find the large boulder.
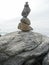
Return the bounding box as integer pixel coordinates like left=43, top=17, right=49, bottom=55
left=0, top=31, right=49, bottom=65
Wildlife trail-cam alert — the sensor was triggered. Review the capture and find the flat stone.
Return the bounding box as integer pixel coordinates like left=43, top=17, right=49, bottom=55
left=18, top=22, right=33, bottom=31
left=21, top=17, right=30, bottom=25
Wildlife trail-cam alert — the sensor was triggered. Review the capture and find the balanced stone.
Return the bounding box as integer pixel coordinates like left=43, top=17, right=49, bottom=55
left=18, top=2, right=33, bottom=31
left=18, top=22, right=33, bottom=31
left=21, top=2, right=31, bottom=18
left=21, top=17, right=30, bottom=25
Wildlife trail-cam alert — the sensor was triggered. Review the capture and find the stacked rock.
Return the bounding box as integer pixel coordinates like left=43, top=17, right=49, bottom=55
left=18, top=2, right=33, bottom=31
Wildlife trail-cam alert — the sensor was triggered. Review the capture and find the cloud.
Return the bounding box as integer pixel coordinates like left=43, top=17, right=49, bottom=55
left=0, top=0, right=49, bottom=36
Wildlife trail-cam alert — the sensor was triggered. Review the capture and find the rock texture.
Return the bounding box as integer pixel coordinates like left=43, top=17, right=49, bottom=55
left=18, top=22, right=33, bottom=31
left=0, top=31, right=49, bottom=65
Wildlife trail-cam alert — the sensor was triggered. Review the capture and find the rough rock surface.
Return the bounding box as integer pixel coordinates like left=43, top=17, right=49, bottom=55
left=0, top=31, right=49, bottom=65
left=43, top=53, right=49, bottom=65
left=18, top=23, right=33, bottom=31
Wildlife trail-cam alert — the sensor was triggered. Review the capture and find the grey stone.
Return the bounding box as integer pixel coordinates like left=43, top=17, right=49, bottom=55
left=0, top=31, right=49, bottom=65
left=21, top=2, right=31, bottom=18
left=0, top=52, right=9, bottom=64
left=21, top=17, right=30, bottom=25
left=3, top=56, right=25, bottom=65
left=43, top=53, right=49, bottom=65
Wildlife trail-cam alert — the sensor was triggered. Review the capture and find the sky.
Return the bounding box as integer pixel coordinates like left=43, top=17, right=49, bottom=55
left=0, top=0, right=49, bottom=36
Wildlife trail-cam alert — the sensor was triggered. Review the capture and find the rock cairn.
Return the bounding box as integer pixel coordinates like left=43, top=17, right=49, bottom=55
left=18, top=2, right=33, bottom=31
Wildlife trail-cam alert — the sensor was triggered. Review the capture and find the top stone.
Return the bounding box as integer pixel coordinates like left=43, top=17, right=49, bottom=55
left=21, top=2, right=31, bottom=18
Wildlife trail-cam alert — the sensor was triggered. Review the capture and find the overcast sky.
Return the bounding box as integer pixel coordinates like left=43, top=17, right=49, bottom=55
left=0, top=0, right=49, bottom=36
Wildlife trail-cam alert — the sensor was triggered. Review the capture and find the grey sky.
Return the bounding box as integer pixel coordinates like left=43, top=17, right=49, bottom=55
left=0, top=0, right=49, bottom=36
